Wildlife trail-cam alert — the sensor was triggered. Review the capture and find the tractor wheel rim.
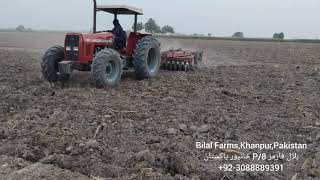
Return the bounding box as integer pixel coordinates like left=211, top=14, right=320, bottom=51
left=105, top=61, right=118, bottom=82
left=147, top=48, right=158, bottom=73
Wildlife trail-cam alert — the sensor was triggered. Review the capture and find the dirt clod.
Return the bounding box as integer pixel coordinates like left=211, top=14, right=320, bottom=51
left=178, top=124, right=188, bottom=132
left=198, top=125, right=210, bottom=133
left=168, top=128, right=178, bottom=135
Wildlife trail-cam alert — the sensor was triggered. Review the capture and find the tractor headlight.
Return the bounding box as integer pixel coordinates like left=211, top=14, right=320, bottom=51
left=66, top=46, right=71, bottom=51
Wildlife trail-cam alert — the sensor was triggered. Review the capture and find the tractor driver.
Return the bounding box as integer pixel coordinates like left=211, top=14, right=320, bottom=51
left=109, top=19, right=127, bottom=50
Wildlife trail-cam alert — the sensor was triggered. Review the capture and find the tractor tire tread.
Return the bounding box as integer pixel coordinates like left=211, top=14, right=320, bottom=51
left=41, top=45, right=68, bottom=82
left=133, top=36, right=160, bottom=80
left=91, top=48, right=122, bottom=88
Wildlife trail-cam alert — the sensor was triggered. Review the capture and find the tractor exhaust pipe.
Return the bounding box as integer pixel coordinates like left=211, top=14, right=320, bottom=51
left=93, top=0, right=97, bottom=33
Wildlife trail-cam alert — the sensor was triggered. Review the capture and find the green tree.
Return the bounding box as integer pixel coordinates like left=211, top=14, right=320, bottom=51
left=132, top=22, right=144, bottom=32
left=16, top=25, right=26, bottom=32
left=273, top=32, right=285, bottom=39
left=278, top=32, right=285, bottom=39
left=161, top=25, right=175, bottom=34
left=145, top=18, right=161, bottom=34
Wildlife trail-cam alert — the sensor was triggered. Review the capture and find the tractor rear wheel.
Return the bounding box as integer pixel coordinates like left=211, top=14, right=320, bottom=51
left=91, top=49, right=122, bottom=88
left=133, top=36, right=160, bottom=80
left=41, top=45, right=69, bottom=82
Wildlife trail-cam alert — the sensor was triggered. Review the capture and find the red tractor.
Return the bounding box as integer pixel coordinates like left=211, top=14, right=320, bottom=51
left=41, top=1, right=160, bottom=88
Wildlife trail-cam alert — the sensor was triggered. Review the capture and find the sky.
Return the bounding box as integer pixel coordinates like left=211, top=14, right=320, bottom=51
left=1, top=0, right=320, bottom=39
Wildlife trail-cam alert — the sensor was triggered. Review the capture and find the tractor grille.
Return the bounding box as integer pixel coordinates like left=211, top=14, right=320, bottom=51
left=65, top=35, right=79, bottom=61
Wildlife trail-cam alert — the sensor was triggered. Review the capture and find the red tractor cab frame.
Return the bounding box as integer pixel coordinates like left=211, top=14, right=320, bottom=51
left=93, top=3, right=148, bottom=57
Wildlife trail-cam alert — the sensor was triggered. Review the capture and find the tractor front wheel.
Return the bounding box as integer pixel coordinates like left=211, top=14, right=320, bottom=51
left=91, top=49, right=122, bottom=88
left=133, top=36, right=161, bottom=80
left=41, top=45, right=70, bottom=82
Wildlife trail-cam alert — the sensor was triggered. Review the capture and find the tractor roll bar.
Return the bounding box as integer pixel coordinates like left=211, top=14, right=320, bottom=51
left=92, top=0, right=118, bottom=33
left=134, top=14, right=137, bottom=32
left=93, top=0, right=97, bottom=33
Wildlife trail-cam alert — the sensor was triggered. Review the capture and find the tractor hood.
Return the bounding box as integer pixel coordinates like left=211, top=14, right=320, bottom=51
left=66, top=32, right=113, bottom=44
left=64, top=32, right=114, bottom=64
left=81, top=32, right=113, bottom=44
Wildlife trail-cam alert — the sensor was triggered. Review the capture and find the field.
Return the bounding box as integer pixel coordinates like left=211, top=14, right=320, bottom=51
left=0, top=32, right=320, bottom=180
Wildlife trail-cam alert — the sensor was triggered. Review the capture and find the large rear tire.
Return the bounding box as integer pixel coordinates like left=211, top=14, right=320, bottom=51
left=41, top=45, right=69, bottom=82
left=91, top=49, right=122, bottom=88
left=133, top=36, right=161, bottom=80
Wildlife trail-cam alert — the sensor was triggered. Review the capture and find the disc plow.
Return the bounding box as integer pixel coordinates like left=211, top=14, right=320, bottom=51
left=160, top=49, right=203, bottom=71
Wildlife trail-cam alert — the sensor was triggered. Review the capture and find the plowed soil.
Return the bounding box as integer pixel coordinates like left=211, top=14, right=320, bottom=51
left=0, top=32, right=320, bottom=180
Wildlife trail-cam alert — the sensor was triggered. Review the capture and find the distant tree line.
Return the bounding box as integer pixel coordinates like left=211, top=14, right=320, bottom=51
left=133, top=20, right=286, bottom=39
left=132, top=18, right=175, bottom=34
left=230, top=32, right=285, bottom=39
